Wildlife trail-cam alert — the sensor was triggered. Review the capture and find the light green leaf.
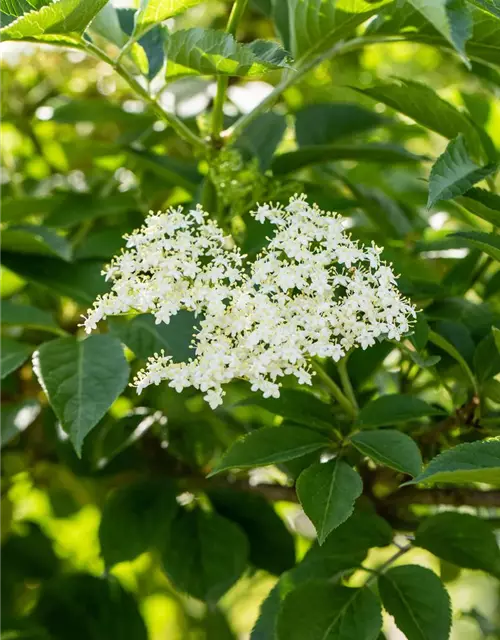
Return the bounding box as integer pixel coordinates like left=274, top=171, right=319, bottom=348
left=467, top=0, right=500, bottom=19
left=427, top=135, right=497, bottom=208
left=272, top=143, right=424, bottom=175
left=273, top=0, right=392, bottom=61
left=1, top=300, right=64, bottom=335
left=1, top=337, right=33, bottom=379
left=354, top=79, right=484, bottom=159
left=296, top=458, right=363, bottom=544
left=0, top=0, right=108, bottom=39
left=415, top=512, right=500, bottom=578
left=456, top=187, right=500, bottom=226
left=164, top=28, right=291, bottom=79
left=277, top=583, right=382, bottom=640
left=409, top=438, right=500, bottom=485
left=2, top=225, right=72, bottom=261
left=209, top=426, right=330, bottom=476
left=1, top=194, right=65, bottom=224
left=1, top=399, right=40, bottom=447
left=89, top=2, right=128, bottom=48
left=356, top=394, right=444, bottom=429
left=0, top=0, right=50, bottom=18
left=34, top=335, right=130, bottom=455
left=351, top=430, right=423, bottom=477
left=378, top=565, right=451, bottom=640
left=407, top=0, right=472, bottom=65
left=135, top=0, right=205, bottom=36
left=450, top=231, right=500, bottom=261
left=99, top=479, right=178, bottom=568
left=161, top=508, right=248, bottom=604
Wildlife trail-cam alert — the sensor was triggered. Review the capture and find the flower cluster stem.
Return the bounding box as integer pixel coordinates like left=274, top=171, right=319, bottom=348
left=337, top=356, right=358, bottom=414
left=310, top=360, right=357, bottom=419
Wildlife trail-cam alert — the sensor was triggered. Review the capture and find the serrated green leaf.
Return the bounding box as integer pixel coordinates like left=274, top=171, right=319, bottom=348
left=272, top=143, right=424, bottom=174
left=457, top=187, right=500, bottom=226
left=209, top=425, right=330, bottom=475
left=356, top=394, right=444, bottom=429
left=0, top=0, right=108, bottom=39
left=34, top=335, right=130, bottom=455
left=1, top=301, right=63, bottom=335
left=0, top=0, right=50, bottom=18
left=467, top=0, right=500, bottom=19
left=450, top=231, right=500, bottom=261
left=164, top=28, right=291, bottom=79
left=99, top=479, right=178, bottom=568
left=409, top=438, right=500, bottom=485
left=351, top=429, right=422, bottom=477
left=427, top=135, right=497, bottom=208
left=415, top=512, right=500, bottom=577
left=160, top=508, right=248, bottom=603
left=2, top=225, right=72, bottom=261
left=277, top=583, right=382, bottom=640
left=1, top=337, right=33, bottom=379
left=407, top=0, right=472, bottom=65
left=378, top=565, right=451, bottom=640
left=296, top=458, right=363, bottom=544
left=134, top=0, right=205, bottom=35
left=1, top=399, right=40, bottom=447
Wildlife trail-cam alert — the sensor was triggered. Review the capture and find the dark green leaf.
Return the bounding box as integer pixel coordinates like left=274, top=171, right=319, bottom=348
left=1, top=337, right=33, bottom=379
left=99, top=479, right=178, bottom=568
left=1, top=0, right=50, bottom=17
left=2, top=225, right=72, bottom=261
left=378, top=565, right=451, bottom=640
left=277, top=583, right=382, bottom=640
left=34, top=335, right=130, bottom=455
left=272, top=143, right=424, bottom=175
left=457, top=187, right=500, bottom=226
left=450, top=231, right=500, bottom=261
left=351, top=430, right=423, bottom=477
left=1, top=399, right=40, bottom=446
left=415, top=512, right=500, bottom=577
left=409, top=439, right=500, bottom=485
left=128, top=148, right=202, bottom=191
left=209, top=489, right=295, bottom=575
left=1, top=300, right=63, bottom=335
left=44, top=192, right=138, bottom=229
left=117, top=8, right=165, bottom=79
left=2, top=194, right=65, bottom=223
left=474, top=331, right=500, bottom=383
left=428, top=328, right=477, bottom=390
left=296, top=458, right=363, bottom=544
left=109, top=312, right=198, bottom=363
left=427, top=135, right=497, bottom=208
left=356, top=394, right=444, bottom=428
left=161, top=508, right=248, bottom=603
left=35, top=574, right=147, bottom=640
left=209, top=425, right=330, bottom=475
left=235, top=113, right=287, bottom=170
left=467, top=0, right=500, bottom=19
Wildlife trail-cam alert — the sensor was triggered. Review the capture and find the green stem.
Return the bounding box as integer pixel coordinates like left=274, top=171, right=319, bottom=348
left=337, top=357, right=358, bottom=414
left=211, top=0, right=249, bottom=141
left=310, top=360, right=357, bottom=419
left=83, top=41, right=209, bottom=153
left=365, top=544, right=412, bottom=587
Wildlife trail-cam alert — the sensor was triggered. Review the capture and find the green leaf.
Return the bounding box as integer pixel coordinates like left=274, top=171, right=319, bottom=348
left=1, top=337, right=33, bottom=379
left=474, top=331, right=500, bottom=383
left=1, top=301, right=64, bottom=335
left=273, top=0, right=392, bottom=61
left=128, top=148, right=202, bottom=191
left=2, top=225, right=72, bottom=261
left=160, top=508, right=248, bottom=603
left=35, top=574, right=148, bottom=640
left=450, top=231, right=500, bottom=261
left=1, top=194, right=65, bottom=224
left=235, top=113, right=287, bottom=170
left=209, top=425, right=330, bottom=475
left=99, top=479, right=178, bottom=568
left=296, top=458, right=363, bottom=544
left=351, top=430, right=423, bottom=477
left=295, top=103, right=384, bottom=146
left=1, top=253, right=108, bottom=306
left=356, top=394, right=444, bottom=429
left=409, top=438, right=500, bottom=485
left=109, top=312, right=198, bottom=363
left=117, top=8, right=166, bottom=79
left=134, top=0, right=205, bottom=36
left=238, top=388, right=333, bottom=430
left=427, top=135, right=497, bottom=208
left=0, top=0, right=51, bottom=17
left=277, top=583, right=382, bottom=640
left=407, top=0, right=473, bottom=65
left=467, top=0, right=500, bottom=19
left=89, top=2, right=128, bottom=48
left=0, top=0, right=108, bottom=39
left=164, top=28, right=291, bottom=79
left=428, top=328, right=477, bottom=390
left=209, top=489, right=295, bottom=575
left=415, top=512, right=500, bottom=578
left=1, top=399, right=40, bottom=447
left=457, top=187, right=500, bottom=226
left=354, top=79, right=484, bottom=159
left=272, top=143, right=424, bottom=174
left=34, top=335, right=130, bottom=455
left=379, top=565, right=451, bottom=640
left=44, top=192, right=138, bottom=228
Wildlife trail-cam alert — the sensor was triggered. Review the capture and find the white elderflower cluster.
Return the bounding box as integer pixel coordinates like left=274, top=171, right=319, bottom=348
left=83, top=196, right=416, bottom=408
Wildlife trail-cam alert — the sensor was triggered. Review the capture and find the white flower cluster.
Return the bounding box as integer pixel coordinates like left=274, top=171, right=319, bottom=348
left=83, top=196, right=416, bottom=408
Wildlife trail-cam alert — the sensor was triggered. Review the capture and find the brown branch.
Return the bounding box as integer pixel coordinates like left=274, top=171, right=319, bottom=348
left=385, top=487, right=500, bottom=508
